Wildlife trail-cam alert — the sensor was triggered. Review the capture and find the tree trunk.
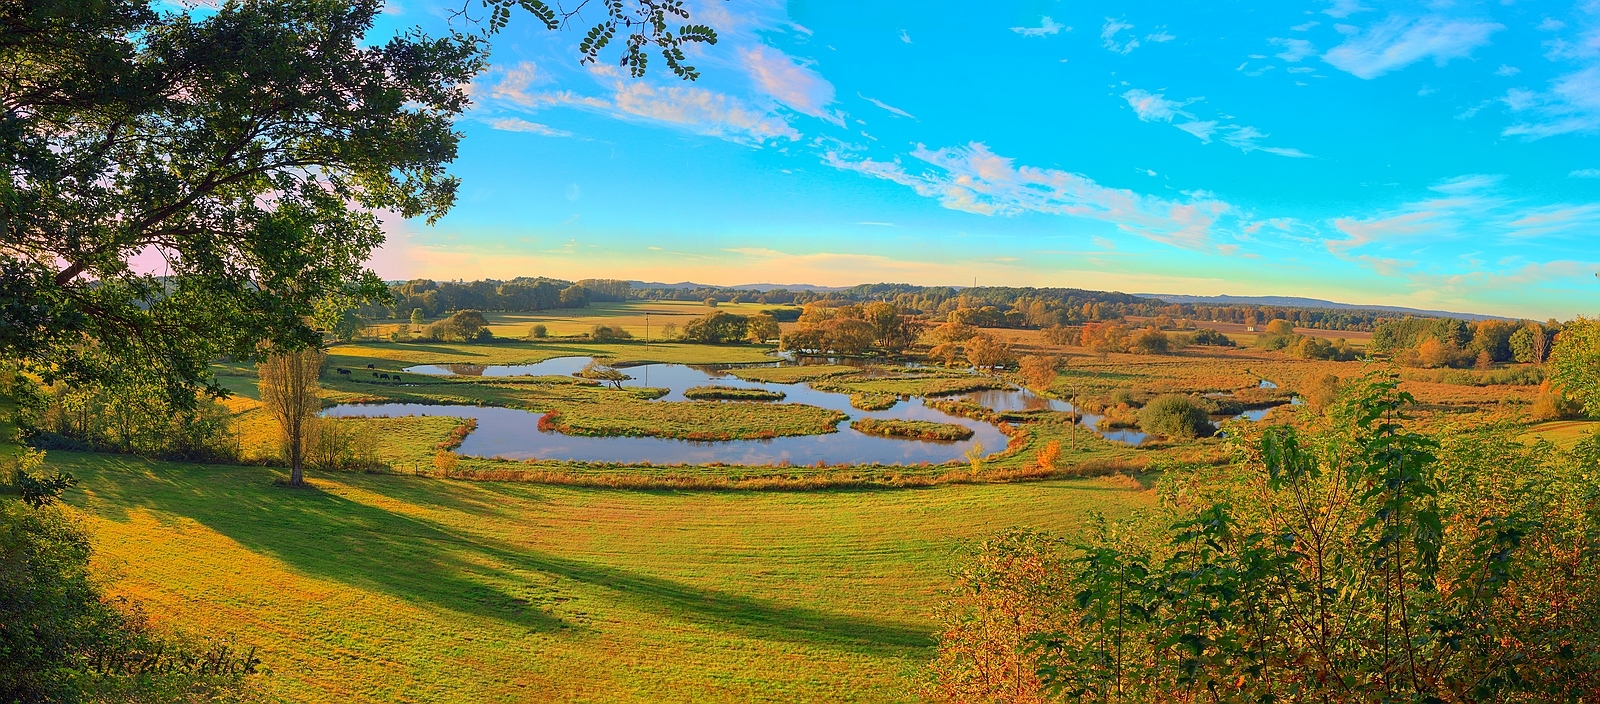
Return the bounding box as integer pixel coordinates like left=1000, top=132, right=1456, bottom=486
left=290, top=441, right=304, bottom=486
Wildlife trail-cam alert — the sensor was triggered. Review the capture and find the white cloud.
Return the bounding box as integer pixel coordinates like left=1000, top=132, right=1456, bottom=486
left=739, top=45, right=842, bottom=125
left=1176, top=121, right=1219, bottom=141
left=1572, top=168, right=1600, bottom=178
left=1121, top=89, right=1195, bottom=122
left=859, top=93, right=916, bottom=119
left=1222, top=126, right=1313, bottom=158
left=1271, top=37, right=1317, bottom=62
left=1102, top=18, right=1140, bottom=54
left=899, top=29, right=911, bottom=43
left=1496, top=64, right=1521, bottom=76
left=823, top=142, right=1234, bottom=251
left=1324, top=0, right=1372, bottom=18
left=1012, top=16, right=1067, bottom=37
left=1322, top=16, right=1503, bottom=79
left=487, top=118, right=572, bottom=137
left=1292, top=21, right=1321, bottom=31
left=609, top=81, right=803, bottom=142
left=1539, top=18, right=1567, bottom=32
left=1503, top=65, right=1600, bottom=139
left=1122, top=89, right=1309, bottom=156
left=1146, top=28, right=1176, bottom=43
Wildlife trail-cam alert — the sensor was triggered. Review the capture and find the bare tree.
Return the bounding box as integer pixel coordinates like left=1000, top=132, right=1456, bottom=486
left=259, top=348, right=326, bottom=486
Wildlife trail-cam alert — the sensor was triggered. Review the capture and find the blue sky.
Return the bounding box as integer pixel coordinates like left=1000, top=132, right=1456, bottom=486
left=368, top=0, right=1600, bottom=319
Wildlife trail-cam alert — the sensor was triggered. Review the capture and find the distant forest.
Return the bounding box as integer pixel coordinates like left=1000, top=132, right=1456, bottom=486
left=359, top=278, right=1475, bottom=332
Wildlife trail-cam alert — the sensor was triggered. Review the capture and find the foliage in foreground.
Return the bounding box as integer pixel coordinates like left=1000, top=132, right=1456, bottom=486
left=0, top=500, right=260, bottom=703
left=932, top=371, right=1600, bottom=703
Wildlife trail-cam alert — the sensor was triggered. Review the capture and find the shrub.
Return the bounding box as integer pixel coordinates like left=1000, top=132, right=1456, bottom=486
left=1034, top=440, right=1061, bottom=470
left=1137, top=394, right=1215, bottom=438
left=528, top=324, right=548, bottom=339
left=682, top=311, right=749, bottom=343
left=935, top=373, right=1600, bottom=701
left=589, top=324, right=631, bottom=342
left=1, top=502, right=260, bottom=700
left=423, top=310, right=488, bottom=342
left=1530, top=380, right=1584, bottom=421
left=1189, top=328, right=1235, bottom=346
left=1128, top=327, right=1170, bottom=355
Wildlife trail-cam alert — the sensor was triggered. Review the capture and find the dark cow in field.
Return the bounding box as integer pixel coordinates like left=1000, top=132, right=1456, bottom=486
left=379, top=373, right=390, bottom=380
left=337, top=369, right=350, bottom=376
left=373, top=371, right=380, bottom=377
left=367, top=363, right=375, bottom=369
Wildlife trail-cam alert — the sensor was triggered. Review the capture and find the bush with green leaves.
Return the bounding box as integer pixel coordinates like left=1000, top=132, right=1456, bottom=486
left=1136, top=394, right=1214, bottom=439
left=932, top=371, right=1600, bottom=702
left=1, top=501, right=260, bottom=702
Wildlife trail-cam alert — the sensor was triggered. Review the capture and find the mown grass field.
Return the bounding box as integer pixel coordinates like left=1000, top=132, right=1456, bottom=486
left=1522, top=420, right=1600, bottom=450
left=368, top=301, right=799, bottom=341
left=58, top=452, right=1153, bottom=703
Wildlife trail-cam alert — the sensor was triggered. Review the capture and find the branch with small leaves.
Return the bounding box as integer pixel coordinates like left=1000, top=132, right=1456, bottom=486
left=462, top=0, right=719, bottom=79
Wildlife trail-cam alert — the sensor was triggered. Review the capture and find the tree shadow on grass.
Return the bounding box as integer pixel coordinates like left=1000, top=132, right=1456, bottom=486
left=64, top=454, right=935, bottom=655
left=60, top=453, right=570, bottom=633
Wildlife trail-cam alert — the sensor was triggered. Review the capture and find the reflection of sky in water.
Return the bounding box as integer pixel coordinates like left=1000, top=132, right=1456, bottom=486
left=344, top=357, right=1313, bottom=462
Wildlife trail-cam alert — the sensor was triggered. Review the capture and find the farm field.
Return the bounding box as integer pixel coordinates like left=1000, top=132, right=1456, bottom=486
left=59, top=452, right=1151, bottom=703
left=368, top=301, right=799, bottom=341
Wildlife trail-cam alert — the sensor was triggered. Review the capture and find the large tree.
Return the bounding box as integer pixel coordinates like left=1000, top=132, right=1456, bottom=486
left=1, top=0, right=716, bottom=402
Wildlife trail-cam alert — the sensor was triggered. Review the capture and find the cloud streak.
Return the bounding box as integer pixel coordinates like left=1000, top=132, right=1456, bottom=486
left=824, top=142, right=1234, bottom=251
left=1322, top=15, right=1503, bottom=79
left=1012, top=16, right=1067, bottom=37
left=1121, top=89, right=1311, bottom=157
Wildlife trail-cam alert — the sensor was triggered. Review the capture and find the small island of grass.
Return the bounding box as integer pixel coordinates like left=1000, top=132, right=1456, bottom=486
left=849, top=391, right=899, bottom=411
left=851, top=418, right=974, bottom=442
left=682, top=385, right=786, bottom=401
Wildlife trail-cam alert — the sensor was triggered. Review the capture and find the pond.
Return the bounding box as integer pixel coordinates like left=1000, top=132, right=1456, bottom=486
left=326, top=357, right=1284, bottom=464
left=326, top=357, right=1021, bottom=465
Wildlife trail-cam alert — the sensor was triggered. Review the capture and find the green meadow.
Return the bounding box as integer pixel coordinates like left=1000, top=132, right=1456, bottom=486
left=59, top=452, right=1150, bottom=703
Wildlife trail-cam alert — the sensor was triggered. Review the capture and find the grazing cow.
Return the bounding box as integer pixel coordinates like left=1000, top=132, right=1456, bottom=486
left=373, top=371, right=380, bottom=377
left=393, top=375, right=403, bottom=382
left=367, top=363, right=375, bottom=369
left=380, top=373, right=390, bottom=380
left=337, top=369, right=350, bottom=376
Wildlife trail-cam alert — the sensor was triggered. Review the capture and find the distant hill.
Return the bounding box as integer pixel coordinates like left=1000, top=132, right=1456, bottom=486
left=1137, top=293, right=1508, bottom=321
left=629, top=280, right=848, bottom=293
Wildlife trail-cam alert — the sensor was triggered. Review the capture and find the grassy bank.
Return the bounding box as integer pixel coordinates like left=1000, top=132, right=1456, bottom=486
left=59, top=452, right=1152, bottom=703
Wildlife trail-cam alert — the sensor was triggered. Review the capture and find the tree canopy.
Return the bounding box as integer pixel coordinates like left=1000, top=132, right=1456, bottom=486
left=1, top=0, right=718, bottom=403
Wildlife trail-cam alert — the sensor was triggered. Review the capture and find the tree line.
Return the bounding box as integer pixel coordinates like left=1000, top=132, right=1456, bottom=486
left=351, top=278, right=1446, bottom=334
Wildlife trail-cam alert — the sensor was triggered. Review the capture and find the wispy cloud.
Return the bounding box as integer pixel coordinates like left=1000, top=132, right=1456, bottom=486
left=487, top=117, right=571, bottom=137
left=1122, top=89, right=1195, bottom=122
left=1270, top=37, right=1316, bottom=62
left=823, top=142, right=1235, bottom=251
left=478, top=62, right=801, bottom=145
left=1102, top=18, right=1140, bottom=54
left=1322, top=15, right=1503, bottom=79
left=1221, top=126, right=1313, bottom=158
left=858, top=93, right=916, bottom=119
left=899, top=29, right=911, bottom=44
left=1572, top=168, right=1600, bottom=178
left=1326, top=174, right=1600, bottom=289
left=1012, top=16, right=1067, bottom=37
left=1121, top=89, right=1311, bottom=157
left=1323, top=0, right=1371, bottom=19
left=1502, top=65, right=1600, bottom=139
left=739, top=45, right=843, bottom=125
